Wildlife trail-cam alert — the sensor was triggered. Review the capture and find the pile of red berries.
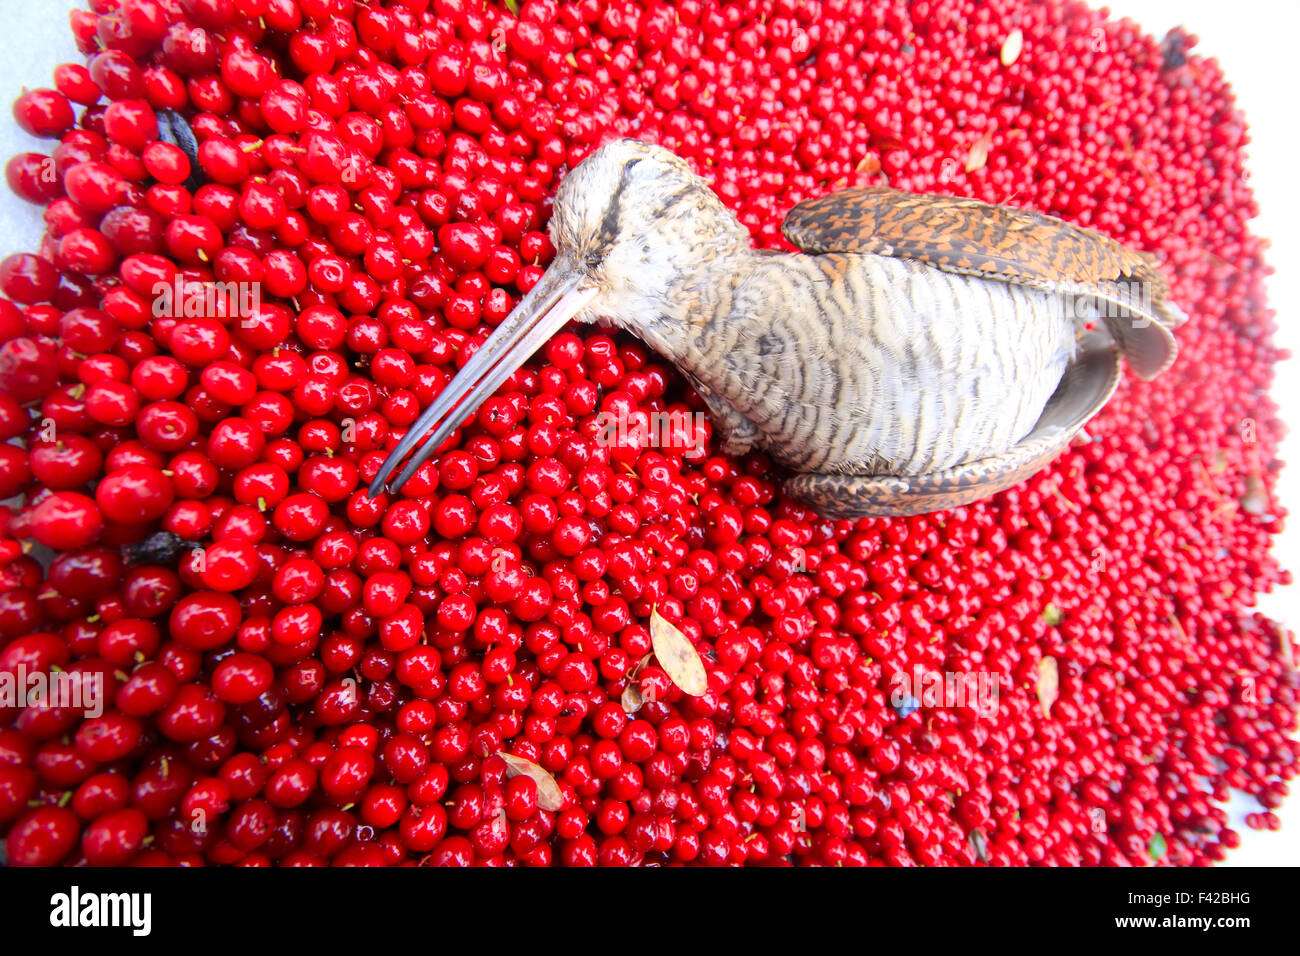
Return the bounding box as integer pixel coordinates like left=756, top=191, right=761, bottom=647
left=0, top=0, right=1294, bottom=866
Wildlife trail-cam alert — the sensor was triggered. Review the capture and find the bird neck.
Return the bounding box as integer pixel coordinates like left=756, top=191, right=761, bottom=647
left=617, top=247, right=763, bottom=372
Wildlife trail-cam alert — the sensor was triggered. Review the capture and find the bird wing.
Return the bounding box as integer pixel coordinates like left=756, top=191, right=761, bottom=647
left=781, top=186, right=1181, bottom=380
left=784, top=344, right=1123, bottom=517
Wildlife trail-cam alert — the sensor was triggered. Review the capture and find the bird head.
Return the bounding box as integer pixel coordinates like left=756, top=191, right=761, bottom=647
left=548, top=138, right=751, bottom=321
left=368, top=138, right=750, bottom=496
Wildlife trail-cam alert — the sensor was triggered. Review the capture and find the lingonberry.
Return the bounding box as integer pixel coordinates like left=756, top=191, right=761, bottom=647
left=30, top=491, right=103, bottom=549
left=13, top=88, right=75, bottom=139
left=5, top=806, right=80, bottom=866
left=95, top=464, right=174, bottom=524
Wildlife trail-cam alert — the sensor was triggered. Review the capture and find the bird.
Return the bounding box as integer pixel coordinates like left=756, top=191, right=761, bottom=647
left=367, top=138, right=1183, bottom=518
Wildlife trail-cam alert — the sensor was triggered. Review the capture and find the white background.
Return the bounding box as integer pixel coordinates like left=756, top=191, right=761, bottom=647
left=0, top=1, right=1295, bottom=865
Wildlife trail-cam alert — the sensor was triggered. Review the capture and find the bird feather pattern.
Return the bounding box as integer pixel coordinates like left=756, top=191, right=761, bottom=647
left=682, top=252, right=1076, bottom=479
left=781, top=185, right=1180, bottom=379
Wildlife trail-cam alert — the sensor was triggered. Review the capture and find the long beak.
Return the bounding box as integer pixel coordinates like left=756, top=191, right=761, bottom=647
left=367, top=268, right=597, bottom=497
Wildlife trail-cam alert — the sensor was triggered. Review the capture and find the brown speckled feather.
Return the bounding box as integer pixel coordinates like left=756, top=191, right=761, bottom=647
left=782, top=186, right=1182, bottom=379
left=783, top=186, right=1162, bottom=289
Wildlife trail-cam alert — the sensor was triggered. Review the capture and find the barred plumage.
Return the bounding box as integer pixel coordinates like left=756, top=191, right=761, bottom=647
left=675, top=252, right=1077, bottom=480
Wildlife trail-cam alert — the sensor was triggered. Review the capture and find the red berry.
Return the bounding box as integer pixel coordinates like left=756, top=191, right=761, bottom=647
left=6, top=806, right=79, bottom=865
left=95, top=465, right=174, bottom=523
left=13, top=89, right=75, bottom=138
left=31, top=491, right=103, bottom=549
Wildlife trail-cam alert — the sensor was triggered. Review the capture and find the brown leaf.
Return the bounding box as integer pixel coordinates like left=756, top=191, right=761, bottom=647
left=1036, top=656, right=1059, bottom=717
left=966, top=131, right=994, bottom=172
left=855, top=153, right=882, bottom=175
left=969, top=829, right=989, bottom=863
left=1000, top=28, right=1024, bottom=66
left=621, top=684, right=644, bottom=714
left=649, top=609, right=708, bottom=696
left=629, top=653, right=653, bottom=679
left=1240, top=471, right=1268, bottom=515
left=499, top=753, right=565, bottom=811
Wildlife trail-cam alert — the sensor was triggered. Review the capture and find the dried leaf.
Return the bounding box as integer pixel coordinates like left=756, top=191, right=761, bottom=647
left=1000, top=28, right=1024, bottom=66
left=855, top=153, right=882, bottom=175
left=649, top=609, right=708, bottom=696
left=965, top=131, right=994, bottom=172
left=499, top=753, right=565, bottom=811
left=621, top=684, right=644, bottom=714
left=1279, top=629, right=1295, bottom=669
left=1240, top=471, right=1268, bottom=515
left=1036, top=656, right=1059, bottom=717
left=969, top=829, right=989, bottom=863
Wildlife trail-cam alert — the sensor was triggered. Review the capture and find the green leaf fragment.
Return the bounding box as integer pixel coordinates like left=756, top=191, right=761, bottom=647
left=1148, top=833, right=1167, bottom=861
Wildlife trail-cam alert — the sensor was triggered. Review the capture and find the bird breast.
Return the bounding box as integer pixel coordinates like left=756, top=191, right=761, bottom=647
left=682, top=252, right=1079, bottom=477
